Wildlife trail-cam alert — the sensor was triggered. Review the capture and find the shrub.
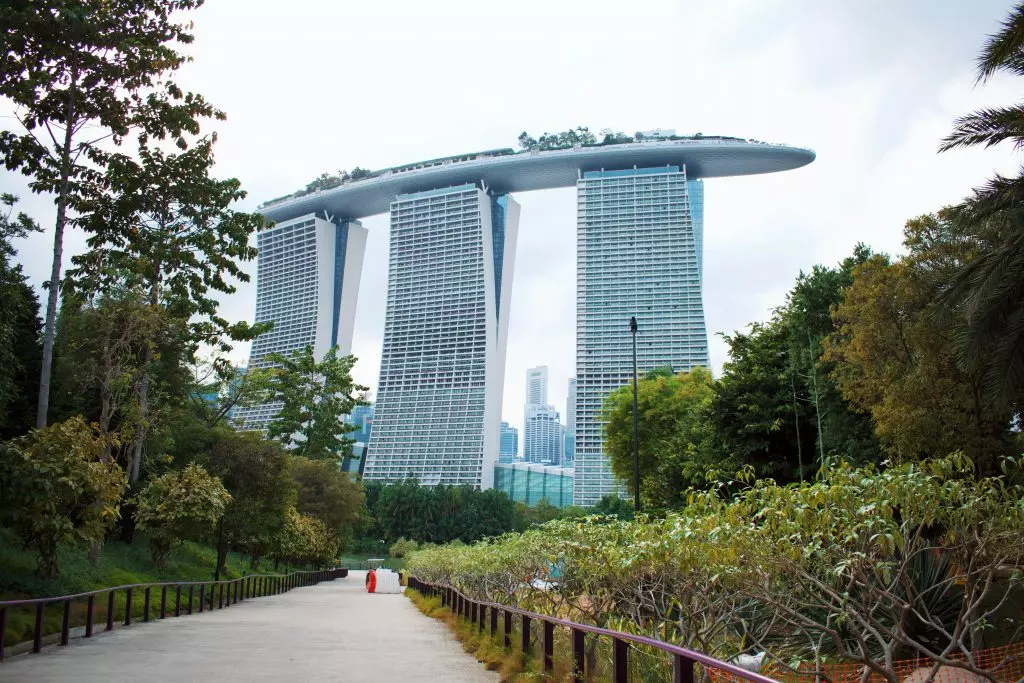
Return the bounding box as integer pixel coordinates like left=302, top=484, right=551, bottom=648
left=134, top=464, right=231, bottom=568
left=389, top=537, right=419, bottom=558
left=0, top=416, right=125, bottom=577
left=407, top=457, right=1024, bottom=681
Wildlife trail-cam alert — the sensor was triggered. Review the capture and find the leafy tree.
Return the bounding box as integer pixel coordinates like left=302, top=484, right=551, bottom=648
left=939, top=2, right=1024, bottom=220
left=940, top=209, right=1024, bottom=415
left=0, top=194, right=41, bottom=439
left=517, top=127, right=597, bottom=150
left=783, top=245, right=880, bottom=466
left=590, top=494, right=634, bottom=520
left=133, top=463, right=230, bottom=568
left=50, top=293, right=164, bottom=462
left=188, top=356, right=275, bottom=429
left=195, top=429, right=294, bottom=571
left=271, top=507, right=339, bottom=569
left=367, top=481, right=519, bottom=544
left=714, top=320, right=808, bottom=482
left=0, top=0, right=220, bottom=428
left=289, top=456, right=364, bottom=548
left=68, top=137, right=265, bottom=483
left=602, top=367, right=719, bottom=508
left=266, top=345, right=367, bottom=463
left=935, top=4, right=1024, bottom=414
left=0, top=416, right=124, bottom=577
left=826, top=215, right=1015, bottom=474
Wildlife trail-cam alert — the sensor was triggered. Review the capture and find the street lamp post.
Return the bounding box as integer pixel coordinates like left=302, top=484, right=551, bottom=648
left=629, top=316, right=640, bottom=513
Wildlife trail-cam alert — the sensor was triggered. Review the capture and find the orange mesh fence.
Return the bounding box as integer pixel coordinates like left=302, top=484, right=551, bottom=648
left=709, top=641, right=1024, bottom=683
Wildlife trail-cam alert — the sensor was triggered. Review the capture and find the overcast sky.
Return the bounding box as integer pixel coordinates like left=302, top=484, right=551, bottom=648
left=5, top=0, right=1022, bottom=448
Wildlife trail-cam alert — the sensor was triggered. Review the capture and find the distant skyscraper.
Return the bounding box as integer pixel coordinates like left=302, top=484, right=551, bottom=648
left=524, top=404, right=561, bottom=464
left=526, top=366, right=548, bottom=406
left=573, top=168, right=708, bottom=506
left=346, top=403, right=374, bottom=445
left=234, top=214, right=367, bottom=431
left=363, top=186, right=520, bottom=488
left=499, top=422, right=519, bottom=463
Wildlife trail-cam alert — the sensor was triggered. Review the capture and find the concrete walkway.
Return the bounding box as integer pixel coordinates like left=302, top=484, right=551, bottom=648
left=0, top=571, right=498, bottom=683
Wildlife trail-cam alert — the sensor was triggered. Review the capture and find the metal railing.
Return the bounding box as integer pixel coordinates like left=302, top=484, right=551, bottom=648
left=408, top=577, right=777, bottom=683
left=0, top=567, right=348, bottom=661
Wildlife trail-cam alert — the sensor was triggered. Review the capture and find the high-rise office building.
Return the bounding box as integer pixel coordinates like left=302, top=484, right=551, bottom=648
left=524, top=403, right=562, bottom=464
left=526, top=366, right=548, bottom=406
left=363, top=186, right=520, bottom=488
left=499, top=421, right=519, bottom=463
left=234, top=214, right=367, bottom=431
left=566, top=377, right=577, bottom=434
left=573, top=167, right=708, bottom=506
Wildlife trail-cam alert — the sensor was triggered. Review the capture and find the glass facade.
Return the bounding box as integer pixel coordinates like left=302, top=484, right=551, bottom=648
left=494, top=462, right=574, bottom=507
left=573, top=166, right=708, bottom=506
left=499, top=421, right=518, bottom=462
left=364, top=185, right=519, bottom=488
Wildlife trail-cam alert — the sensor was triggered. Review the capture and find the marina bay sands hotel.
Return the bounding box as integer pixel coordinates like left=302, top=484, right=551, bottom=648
left=236, top=134, right=814, bottom=506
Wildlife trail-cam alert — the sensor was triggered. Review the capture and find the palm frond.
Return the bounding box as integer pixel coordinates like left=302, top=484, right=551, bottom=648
left=948, top=169, right=1024, bottom=223
left=982, top=301, right=1024, bottom=410
left=939, top=104, right=1024, bottom=152
left=977, top=1, right=1024, bottom=83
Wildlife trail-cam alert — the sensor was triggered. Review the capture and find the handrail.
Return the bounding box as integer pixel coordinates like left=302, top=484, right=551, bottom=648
left=0, top=569, right=332, bottom=607
left=409, top=577, right=777, bottom=683
left=0, top=567, right=348, bottom=661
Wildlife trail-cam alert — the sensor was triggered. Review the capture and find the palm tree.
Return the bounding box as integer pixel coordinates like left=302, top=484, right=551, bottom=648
left=939, top=3, right=1024, bottom=414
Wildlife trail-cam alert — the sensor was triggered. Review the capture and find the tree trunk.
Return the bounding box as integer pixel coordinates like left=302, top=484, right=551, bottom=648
left=130, top=358, right=150, bottom=483
left=36, top=98, right=77, bottom=428
left=129, top=276, right=160, bottom=483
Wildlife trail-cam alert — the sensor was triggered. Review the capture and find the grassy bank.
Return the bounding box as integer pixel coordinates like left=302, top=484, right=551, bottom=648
left=0, top=528, right=314, bottom=647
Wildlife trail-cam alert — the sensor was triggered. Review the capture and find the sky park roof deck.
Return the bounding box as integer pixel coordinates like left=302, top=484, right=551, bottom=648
left=259, top=136, right=816, bottom=223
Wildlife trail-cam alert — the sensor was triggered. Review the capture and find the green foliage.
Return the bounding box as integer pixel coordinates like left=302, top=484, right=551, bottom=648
left=289, top=456, right=364, bottom=547
left=50, top=292, right=164, bottom=459
left=271, top=507, right=339, bottom=568
left=0, top=416, right=125, bottom=577
left=826, top=215, right=1016, bottom=474
left=0, top=0, right=222, bottom=427
left=68, top=137, right=265, bottom=355
left=408, top=459, right=1024, bottom=679
left=389, top=537, right=420, bottom=559
left=517, top=126, right=597, bottom=150
left=359, top=480, right=520, bottom=545
left=192, top=428, right=295, bottom=568
left=602, top=366, right=719, bottom=508
left=190, top=358, right=275, bottom=428
left=590, top=494, right=634, bottom=520
left=266, top=345, right=367, bottom=462
left=935, top=6, right=1024, bottom=414
left=133, top=463, right=231, bottom=568
left=0, top=194, right=41, bottom=439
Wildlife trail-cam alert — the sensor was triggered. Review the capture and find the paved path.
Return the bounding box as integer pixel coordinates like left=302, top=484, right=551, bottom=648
left=0, top=571, right=498, bottom=683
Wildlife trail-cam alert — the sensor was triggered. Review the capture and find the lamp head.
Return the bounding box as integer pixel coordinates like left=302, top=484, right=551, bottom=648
left=629, top=316, right=638, bottom=333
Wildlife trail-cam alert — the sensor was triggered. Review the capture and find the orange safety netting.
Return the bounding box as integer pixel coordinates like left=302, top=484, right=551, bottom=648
left=709, top=641, right=1024, bottom=683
